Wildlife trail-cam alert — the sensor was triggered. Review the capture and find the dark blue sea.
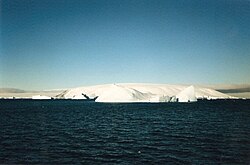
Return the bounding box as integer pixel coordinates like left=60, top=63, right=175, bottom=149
left=0, top=100, right=250, bottom=164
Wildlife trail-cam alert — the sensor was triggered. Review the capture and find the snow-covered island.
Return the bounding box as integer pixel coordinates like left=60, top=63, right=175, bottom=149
left=56, top=83, right=234, bottom=103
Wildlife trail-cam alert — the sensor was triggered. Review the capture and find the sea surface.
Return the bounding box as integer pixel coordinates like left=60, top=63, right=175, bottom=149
left=0, top=100, right=250, bottom=164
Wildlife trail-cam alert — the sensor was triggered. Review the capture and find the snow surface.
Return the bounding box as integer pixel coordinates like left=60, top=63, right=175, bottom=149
left=59, top=83, right=232, bottom=102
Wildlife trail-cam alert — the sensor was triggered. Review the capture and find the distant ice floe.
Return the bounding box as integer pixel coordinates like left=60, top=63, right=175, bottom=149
left=58, top=83, right=233, bottom=103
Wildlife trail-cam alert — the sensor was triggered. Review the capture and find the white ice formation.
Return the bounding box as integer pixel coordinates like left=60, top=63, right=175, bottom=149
left=32, top=95, right=52, bottom=100
left=57, top=83, right=233, bottom=103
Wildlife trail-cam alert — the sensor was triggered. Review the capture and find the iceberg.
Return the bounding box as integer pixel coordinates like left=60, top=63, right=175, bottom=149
left=58, top=83, right=232, bottom=103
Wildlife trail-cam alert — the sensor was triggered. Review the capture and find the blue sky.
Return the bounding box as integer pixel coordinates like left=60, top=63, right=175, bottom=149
left=1, top=0, right=250, bottom=90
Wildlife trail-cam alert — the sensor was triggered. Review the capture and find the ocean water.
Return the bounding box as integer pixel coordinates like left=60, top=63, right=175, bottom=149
left=0, top=100, right=250, bottom=164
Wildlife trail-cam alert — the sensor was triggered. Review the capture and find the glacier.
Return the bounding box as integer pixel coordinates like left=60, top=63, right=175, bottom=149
left=57, top=83, right=233, bottom=103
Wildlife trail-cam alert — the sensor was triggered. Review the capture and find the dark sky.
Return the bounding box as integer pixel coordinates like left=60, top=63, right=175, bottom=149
left=1, top=0, right=250, bottom=90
